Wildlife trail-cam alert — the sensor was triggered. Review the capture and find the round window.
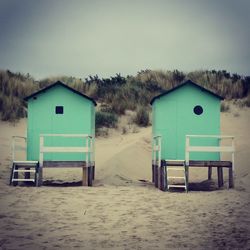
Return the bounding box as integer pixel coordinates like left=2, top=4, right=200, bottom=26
left=193, top=105, right=203, bottom=115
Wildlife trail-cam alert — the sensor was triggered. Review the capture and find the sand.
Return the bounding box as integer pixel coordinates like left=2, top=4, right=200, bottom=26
left=0, top=105, right=250, bottom=249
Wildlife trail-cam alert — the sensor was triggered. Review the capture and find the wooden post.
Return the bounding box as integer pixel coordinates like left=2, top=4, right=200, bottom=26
left=152, top=164, right=155, bottom=183
left=220, top=168, right=224, bottom=187
left=154, top=166, right=158, bottom=188
left=217, top=167, right=224, bottom=188
left=35, top=163, right=39, bottom=187
left=164, top=165, right=167, bottom=191
left=159, top=165, right=163, bottom=191
left=208, top=166, right=212, bottom=180
left=159, top=160, right=166, bottom=191
left=92, top=164, right=95, bottom=180
left=39, top=135, right=44, bottom=187
left=88, top=166, right=93, bottom=186
left=38, top=167, right=43, bottom=186
left=185, top=162, right=189, bottom=192
left=217, top=167, right=221, bottom=188
left=165, top=161, right=168, bottom=191
left=158, top=165, right=161, bottom=190
left=153, top=165, right=157, bottom=184
left=228, top=166, right=234, bottom=188
left=82, top=166, right=88, bottom=186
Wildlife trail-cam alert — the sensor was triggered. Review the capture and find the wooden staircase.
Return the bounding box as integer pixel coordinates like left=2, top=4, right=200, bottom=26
left=166, top=160, right=188, bottom=192
left=9, top=161, right=39, bottom=186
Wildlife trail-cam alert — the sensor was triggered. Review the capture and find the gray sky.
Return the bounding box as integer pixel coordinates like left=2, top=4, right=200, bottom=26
left=0, top=0, right=249, bottom=79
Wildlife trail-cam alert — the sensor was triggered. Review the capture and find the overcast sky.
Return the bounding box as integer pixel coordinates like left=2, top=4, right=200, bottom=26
left=0, top=0, right=249, bottom=79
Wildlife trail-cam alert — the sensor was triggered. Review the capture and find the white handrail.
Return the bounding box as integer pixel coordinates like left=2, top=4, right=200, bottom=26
left=39, top=134, right=94, bottom=167
left=186, top=135, right=234, bottom=139
left=41, top=134, right=92, bottom=138
left=12, top=136, right=27, bottom=161
left=153, top=135, right=162, bottom=168
left=12, top=136, right=27, bottom=139
left=185, top=135, right=235, bottom=171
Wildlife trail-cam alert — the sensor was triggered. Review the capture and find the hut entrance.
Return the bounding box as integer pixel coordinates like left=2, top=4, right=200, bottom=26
left=155, top=100, right=177, bottom=159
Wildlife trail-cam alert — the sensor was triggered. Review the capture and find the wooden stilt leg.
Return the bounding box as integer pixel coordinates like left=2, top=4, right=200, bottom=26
left=82, top=166, right=87, bottom=186
left=185, top=163, right=189, bottom=193
left=35, top=164, right=39, bottom=187
left=217, top=167, right=220, bottom=188
left=152, top=164, right=155, bottom=183
left=154, top=164, right=157, bottom=184
left=159, top=161, right=166, bottom=191
left=228, top=167, right=234, bottom=188
left=154, top=166, right=158, bottom=188
left=164, top=165, right=167, bottom=191
left=221, top=168, right=224, bottom=186
left=38, top=167, right=43, bottom=187
left=217, top=167, right=223, bottom=188
left=159, top=166, right=163, bottom=191
left=90, top=166, right=93, bottom=186
left=208, top=166, right=212, bottom=180
left=92, top=165, right=95, bottom=180
left=158, top=166, right=161, bottom=189
left=87, top=166, right=92, bottom=186
left=165, top=162, right=169, bottom=191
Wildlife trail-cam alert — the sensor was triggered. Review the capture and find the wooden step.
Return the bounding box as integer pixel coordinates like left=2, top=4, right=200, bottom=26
left=12, top=179, right=35, bottom=182
left=168, top=184, right=186, bottom=188
left=13, top=169, right=36, bottom=173
left=13, top=161, right=38, bottom=166
left=167, top=176, right=185, bottom=179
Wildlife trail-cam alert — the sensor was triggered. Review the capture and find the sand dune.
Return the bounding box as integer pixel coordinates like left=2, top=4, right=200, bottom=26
left=0, top=106, right=250, bottom=249
left=96, top=129, right=152, bottom=185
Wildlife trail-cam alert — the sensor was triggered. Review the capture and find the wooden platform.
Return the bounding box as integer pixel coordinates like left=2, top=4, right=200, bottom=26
left=188, top=160, right=232, bottom=168
left=152, top=160, right=234, bottom=192
left=164, top=160, right=232, bottom=167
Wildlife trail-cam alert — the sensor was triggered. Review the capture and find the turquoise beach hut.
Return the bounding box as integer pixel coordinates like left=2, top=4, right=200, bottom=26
left=150, top=80, right=224, bottom=161
left=10, top=81, right=96, bottom=187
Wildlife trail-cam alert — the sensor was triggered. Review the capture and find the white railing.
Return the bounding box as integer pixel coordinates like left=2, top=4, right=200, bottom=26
left=12, top=136, right=27, bottom=161
left=185, top=135, right=235, bottom=170
left=39, top=134, right=95, bottom=167
left=152, top=135, right=162, bottom=168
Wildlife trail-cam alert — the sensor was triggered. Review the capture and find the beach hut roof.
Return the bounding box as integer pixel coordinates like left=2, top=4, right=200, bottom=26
left=24, top=81, right=97, bottom=106
left=150, top=80, right=224, bottom=105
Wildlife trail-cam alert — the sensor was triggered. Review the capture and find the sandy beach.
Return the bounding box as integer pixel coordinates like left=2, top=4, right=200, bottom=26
left=0, top=105, right=250, bottom=249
